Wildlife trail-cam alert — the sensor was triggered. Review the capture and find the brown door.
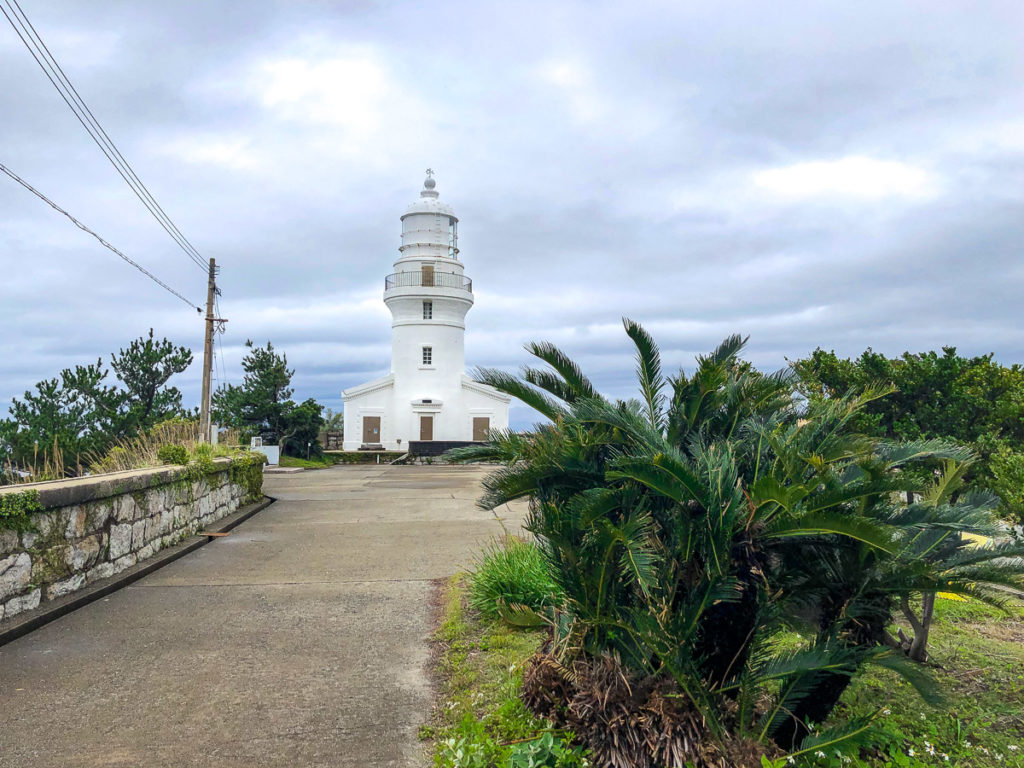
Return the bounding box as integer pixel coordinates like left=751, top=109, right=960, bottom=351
left=421, top=264, right=434, bottom=287
left=419, top=415, right=433, bottom=441
left=472, top=417, right=490, bottom=442
left=362, top=416, right=381, bottom=443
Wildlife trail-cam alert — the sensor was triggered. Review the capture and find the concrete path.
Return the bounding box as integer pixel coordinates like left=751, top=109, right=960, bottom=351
left=0, top=465, right=522, bottom=767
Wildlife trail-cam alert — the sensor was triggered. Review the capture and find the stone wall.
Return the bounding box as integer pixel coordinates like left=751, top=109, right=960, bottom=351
left=0, top=457, right=264, bottom=622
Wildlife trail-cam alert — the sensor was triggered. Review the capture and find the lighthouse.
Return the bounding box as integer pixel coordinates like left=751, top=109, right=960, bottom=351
left=342, top=172, right=511, bottom=451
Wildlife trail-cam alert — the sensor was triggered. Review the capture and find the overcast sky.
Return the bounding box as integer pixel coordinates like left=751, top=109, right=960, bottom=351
left=2, top=0, right=1022, bottom=428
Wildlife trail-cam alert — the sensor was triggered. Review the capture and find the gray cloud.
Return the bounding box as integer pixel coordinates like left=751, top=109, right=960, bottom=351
left=2, top=0, right=1023, bottom=429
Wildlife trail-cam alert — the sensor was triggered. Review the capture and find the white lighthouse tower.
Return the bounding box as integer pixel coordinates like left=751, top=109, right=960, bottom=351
left=341, top=172, right=511, bottom=451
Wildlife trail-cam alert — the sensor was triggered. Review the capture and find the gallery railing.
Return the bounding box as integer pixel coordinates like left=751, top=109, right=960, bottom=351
left=384, top=271, right=473, bottom=292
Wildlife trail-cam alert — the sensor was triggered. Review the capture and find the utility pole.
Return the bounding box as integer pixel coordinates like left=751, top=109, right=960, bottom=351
left=199, top=258, right=216, bottom=442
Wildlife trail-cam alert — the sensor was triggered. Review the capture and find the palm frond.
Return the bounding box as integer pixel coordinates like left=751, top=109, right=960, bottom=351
left=525, top=341, right=601, bottom=401
left=623, top=317, right=666, bottom=431
left=788, top=715, right=877, bottom=759
left=473, top=367, right=567, bottom=420
left=867, top=649, right=943, bottom=705
left=764, top=509, right=897, bottom=553
left=702, top=333, right=747, bottom=367
left=920, top=459, right=972, bottom=506
left=876, top=439, right=974, bottom=469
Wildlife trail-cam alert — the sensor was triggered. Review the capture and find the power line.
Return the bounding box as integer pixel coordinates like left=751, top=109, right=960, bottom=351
left=0, top=0, right=208, bottom=273
left=0, top=161, right=202, bottom=312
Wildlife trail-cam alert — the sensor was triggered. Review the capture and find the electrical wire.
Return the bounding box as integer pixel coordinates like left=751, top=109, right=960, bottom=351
left=0, top=161, right=202, bottom=312
left=0, top=0, right=208, bottom=273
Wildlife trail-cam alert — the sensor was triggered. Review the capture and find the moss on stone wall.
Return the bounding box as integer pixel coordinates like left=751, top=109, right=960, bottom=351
left=228, top=452, right=267, bottom=503
left=0, top=490, right=43, bottom=534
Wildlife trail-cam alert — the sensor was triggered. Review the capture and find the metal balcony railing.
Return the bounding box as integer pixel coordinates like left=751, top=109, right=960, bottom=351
left=384, top=271, right=472, bottom=292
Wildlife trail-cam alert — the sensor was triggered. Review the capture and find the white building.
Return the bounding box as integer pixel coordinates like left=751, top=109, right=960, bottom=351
left=341, top=173, right=511, bottom=451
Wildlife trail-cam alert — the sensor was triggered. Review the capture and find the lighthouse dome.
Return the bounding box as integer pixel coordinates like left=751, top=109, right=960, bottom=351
left=402, top=173, right=456, bottom=219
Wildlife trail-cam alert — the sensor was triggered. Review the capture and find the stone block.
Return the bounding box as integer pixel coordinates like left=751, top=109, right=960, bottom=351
left=65, top=505, right=88, bottom=539
left=112, top=553, right=136, bottom=574
left=86, top=561, right=115, bottom=583
left=84, top=499, right=113, bottom=533
left=20, top=532, right=38, bottom=549
left=35, top=510, right=68, bottom=539
left=47, top=573, right=86, bottom=600
left=131, top=519, right=148, bottom=550
left=136, top=543, right=156, bottom=562
left=66, top=534, right=102, bottom=571
left=0, top=529, right=19, bottom=557
left=4, top=587, right=41, bottom=618
left=150, top=487, right=168, bottom=513
left=114, top=495, right=137, bottom=523
left=109, top=523, right=133, bottom=560
left=0, top=552, right=32, bottom=601
left=144, top=516, right=161, bottom=543
left=160, top=508, right=174, bottom=536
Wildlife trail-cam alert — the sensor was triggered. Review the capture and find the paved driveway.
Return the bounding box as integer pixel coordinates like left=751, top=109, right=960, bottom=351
left=0, top=464, right=521, bottom=767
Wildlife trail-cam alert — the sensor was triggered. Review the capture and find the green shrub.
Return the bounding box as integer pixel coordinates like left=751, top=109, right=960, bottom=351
left=507, top=732, right=589, bottom=768
left=157, top=444, right=189, bottom=465
left=469, top=538, right=562, bottom=620
left=0, top=489, right=43, bottom=533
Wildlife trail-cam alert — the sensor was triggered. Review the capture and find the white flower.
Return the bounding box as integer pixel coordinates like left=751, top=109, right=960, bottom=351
left=908, top=748, right=915, bottom=757
left=815, top=751, right=826, bottom=758
left=920, top=712, right=927, bottom=720
left=882, top=708, right=892, bottom=715
left=965, top=740, right=972, bottom=748
left=787, top=758, right=795, bottom=765
left=942, top=755, right=950, bottom=762
left=1010, top=745, right=1019, bottom=752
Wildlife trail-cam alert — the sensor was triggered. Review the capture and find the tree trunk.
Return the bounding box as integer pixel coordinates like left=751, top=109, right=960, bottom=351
left=908, top=593, right=934, bottom=662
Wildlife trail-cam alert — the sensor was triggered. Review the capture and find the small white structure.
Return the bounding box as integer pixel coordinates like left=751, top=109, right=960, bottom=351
left=342, top=172, right=510, bottom=451
left=250, top=436, right=280, bottom=465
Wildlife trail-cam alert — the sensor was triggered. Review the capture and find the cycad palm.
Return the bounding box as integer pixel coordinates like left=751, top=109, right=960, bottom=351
left=451, top=320, right=1024, bottom=766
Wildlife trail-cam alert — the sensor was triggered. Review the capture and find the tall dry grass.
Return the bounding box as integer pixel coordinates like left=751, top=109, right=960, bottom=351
left=86, top=419, right=204, bottom=474
left=1, top=436, right=71, bottom=486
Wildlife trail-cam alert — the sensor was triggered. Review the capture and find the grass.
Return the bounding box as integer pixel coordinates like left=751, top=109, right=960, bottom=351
left=279, top=454, right=336, bottom=469
left=468, top=538, right=563, bottom=620
left=431, top=569, right=1024, bottom=768
left=424, top=574, right=588, bottom=768
left=279, top=452, right=409, bottom=467
left=817, top=597, right=1024, bottom=767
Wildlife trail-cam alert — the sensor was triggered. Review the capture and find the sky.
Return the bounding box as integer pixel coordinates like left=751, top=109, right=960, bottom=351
left=1, top=0, right=1022, bottom=429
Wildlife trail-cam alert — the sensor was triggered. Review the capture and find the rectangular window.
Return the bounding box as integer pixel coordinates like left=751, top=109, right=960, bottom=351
left=422, top=346, right=432, bottom=366
left=423, top=300, right=433, bottom=319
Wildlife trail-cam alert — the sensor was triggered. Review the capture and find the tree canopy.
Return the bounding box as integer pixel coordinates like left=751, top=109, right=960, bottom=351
left=211, top=340, right=324, bottom=456
left=0, top=329, right=193, bottom=476
left=792, top=346, right=1024, bottom=522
